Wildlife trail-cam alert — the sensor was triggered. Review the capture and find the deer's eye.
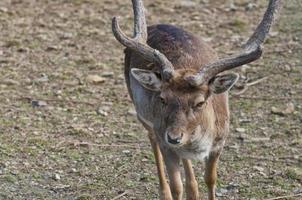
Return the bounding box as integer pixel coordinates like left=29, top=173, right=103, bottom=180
left=193, top=96, right=205, bottom=109
left=194, top=101, right=204, bottom=109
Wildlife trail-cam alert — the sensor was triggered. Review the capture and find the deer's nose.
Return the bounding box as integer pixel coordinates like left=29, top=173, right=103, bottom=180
left=167, top=132, right=183, bottom=145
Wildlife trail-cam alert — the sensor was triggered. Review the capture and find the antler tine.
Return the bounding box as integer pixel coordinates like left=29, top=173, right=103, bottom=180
left=132, top=0, right=147, bottom=42
left=112, top=0, right=175, bottom=80
left=186, top=0, right=281, bottom=86
left=244, top=0, right=280, bottom=50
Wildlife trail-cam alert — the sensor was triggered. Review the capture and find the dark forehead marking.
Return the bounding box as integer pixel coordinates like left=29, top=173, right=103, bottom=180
left=163, top=83, right=208, bottom=98
left=163, top=69, right=209, bottom=94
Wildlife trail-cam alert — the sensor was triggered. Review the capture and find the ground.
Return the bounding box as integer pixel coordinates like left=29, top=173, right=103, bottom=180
left=0, top=0, right=301, bottom=199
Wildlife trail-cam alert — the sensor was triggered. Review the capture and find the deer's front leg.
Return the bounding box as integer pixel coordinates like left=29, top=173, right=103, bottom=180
left=148, top=133, right=173, bottom=200
left=182, top=159, right=199, bottom=200
left=204, top=152, right=220, bottom=200
left=162, top=148, right=183, bottom=200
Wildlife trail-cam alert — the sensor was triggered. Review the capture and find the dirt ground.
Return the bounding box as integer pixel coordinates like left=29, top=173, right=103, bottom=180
left=0, top=0, right=301, bottom=199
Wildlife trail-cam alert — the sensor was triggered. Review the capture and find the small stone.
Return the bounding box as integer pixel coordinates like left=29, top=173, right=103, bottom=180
left=227, top=182, right=239, bottom=189
left=271, top=103, right=295, bottom=116
left=237, top=133, right=250, bottom=142
left=202, top=37, right=212, bottom=42
left=1, top=79, right=20, bottom=86
left=31, top=100, right=47, bottom=108
left=34, top=74, right=49, bottom=83
left=86, top=75, right=105, bottom=84
left=216, top=188, right=228, bottom=197
left=283, top=102, right=295, bottom=114
left=271, top=106, right=282, bottom=115
left=269, top=31, right=279, bottom=37
left=0, top=7, right=8, bottom=13
left=226, top=3, right=237, bottom=12
left=101, top=72, right=114, bottom=78
left=253, top=166, right=264, bottom=172
left=235, top=128, right=246, bottom=133
left=293, top=188, right=302, bottom=194
left=17, top=47, right=29, bottom=53
left=245, top=3, right=257, bottom=11
left=122, top=150, right=131, bottom=154
left=23, top=162, right=30, bottom=167
left=250, top=137, right=270, bottom=142
left=60, top=32, right=73, bottom=40
left=46, top=45, right=60, bottom=51
left=240, top=65, right=251, bottom=74
left=200, top=0, right=209, bottom=4
left=179, top=0, right=197, bottom=8
left=128, top=107, right=137, bottom=116
left=96, top=107, right=108, bottom=116
left=239, top=118, right=251, bottom=123
left=53, top=173, right=61, bottom=181
left=100, top=106, right=111, bottom=112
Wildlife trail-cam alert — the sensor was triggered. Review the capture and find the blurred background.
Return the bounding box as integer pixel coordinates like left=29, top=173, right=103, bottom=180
left=0, top=0, right=301, bottom=199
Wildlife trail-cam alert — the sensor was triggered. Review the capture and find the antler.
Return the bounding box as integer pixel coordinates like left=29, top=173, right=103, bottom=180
left=112, top=0, right=175, bottom=80
left=186, top=0, right=281, bottom=86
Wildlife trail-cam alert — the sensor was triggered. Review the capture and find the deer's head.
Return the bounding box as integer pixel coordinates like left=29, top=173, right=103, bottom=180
left=131, top=68, right=238, bottom=146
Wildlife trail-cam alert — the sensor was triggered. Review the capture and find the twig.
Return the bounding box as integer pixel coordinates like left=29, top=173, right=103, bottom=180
left=246, top=76, right=269, bottom=87
left=231, top=95, right=302, bottom=101
left=111, top=191, right=128, bottom=200
left=232, top=86, right=248, bottom=96
left=264, top=193, right=302, bottom=200
left=242, top=155, right=299, bottom=164
left=75, top=142, right=145, bottom=149
left=17, top=96, right=97, bottom=106
left=53, top=139, right=148, bottom=150
left=232, top=76, right=269, bottom=96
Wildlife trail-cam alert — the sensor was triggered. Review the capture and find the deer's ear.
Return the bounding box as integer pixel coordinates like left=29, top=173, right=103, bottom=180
left=131, top=68, right=162, bottom=91
left=209, top=73, right=239, bottom=94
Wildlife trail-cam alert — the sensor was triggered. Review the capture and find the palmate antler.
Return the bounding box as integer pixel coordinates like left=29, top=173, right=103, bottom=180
left=112, top=0, right=175, bottom=80
left=186, top=0, right=281, bottom=86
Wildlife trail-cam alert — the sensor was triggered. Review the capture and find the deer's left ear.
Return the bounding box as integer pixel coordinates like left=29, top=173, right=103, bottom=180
left=209, top=73, right=239, bottom=94
left=131, top=68, right=162, bottom=91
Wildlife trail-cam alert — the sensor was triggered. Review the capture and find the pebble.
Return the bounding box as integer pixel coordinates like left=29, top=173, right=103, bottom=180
left=245, top=3, right=257, bottom=11
left=271, top=102, right=295, bottom=116
left=101, top=72, right=114, bottom=78
left=128, top=108, right=137, bottom=116
left=86, top=75, right=105, bottom=84
left=216, top=188, right=228, bottom=197
left=1, top=79, right=20, bottom=86
left=53, top=173, right=61, bottom=181
left=31, top=100, right=47, bottom=108
left=122, top=150, right=131, bottom=154
left=253, top=166, right=264, bottom=172
left=34, top=74, right=49, bottom=83
left=235, top=128, right=246, bottom=133
left=96, top=107, right=108, bottom=116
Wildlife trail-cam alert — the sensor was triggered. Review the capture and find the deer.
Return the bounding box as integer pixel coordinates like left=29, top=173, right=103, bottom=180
left=112, top=0, right=280, bottom=199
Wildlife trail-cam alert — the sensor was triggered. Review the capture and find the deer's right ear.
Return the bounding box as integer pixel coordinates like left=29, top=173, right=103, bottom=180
left=131, top=68, right=161, bottom=91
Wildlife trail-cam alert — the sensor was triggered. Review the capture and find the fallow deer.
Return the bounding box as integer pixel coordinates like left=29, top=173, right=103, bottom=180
left=112, top=0, right=280, bottom=199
